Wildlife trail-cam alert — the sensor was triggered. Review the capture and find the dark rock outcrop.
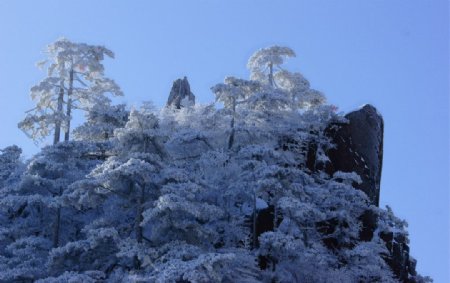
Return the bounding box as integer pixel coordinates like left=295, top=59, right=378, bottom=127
left=323, top=105, right=422, bottom=282
left=167, top=76, right=195, bottom=109
left=380, top=231, right=420, bottom=282
left=248, top=104, right=422, bottom=282
left=325, top=104, right=384, bottom=206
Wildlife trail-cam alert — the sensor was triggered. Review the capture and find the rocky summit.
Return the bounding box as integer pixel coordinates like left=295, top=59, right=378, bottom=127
left=166, top=76, right=196, bottom=109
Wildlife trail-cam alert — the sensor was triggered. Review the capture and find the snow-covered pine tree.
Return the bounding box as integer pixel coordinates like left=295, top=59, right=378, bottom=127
left=0, top=145, right=23, bottom=190
left=0, top=141, right=102, bottom=281
left=18, top=38, right=123, bottom=144
left=73, top=100, right=129, bottom=160
left=73, top=100, right=128, bottom=143
left=247, top=46, right=296, bottom=87
left=57, top=105, right=167, bottom=275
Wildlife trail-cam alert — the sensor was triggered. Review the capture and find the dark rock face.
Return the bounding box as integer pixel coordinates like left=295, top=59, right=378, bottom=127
left=247, top=104, right=421, bottom=282
left=323, top=105, right=422, bottom=282
left=325, top=104, right=384, bottom=206
left=167, top=77, right=195, bottom=109
left=380, top=231, right=419, bottom=282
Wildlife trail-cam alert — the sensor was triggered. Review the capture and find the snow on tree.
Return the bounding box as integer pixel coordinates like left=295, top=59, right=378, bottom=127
left=212, top=77, right=262, bottom=149
left=73, top=100, right=128, bottom=142
left=0, top=145, right=23, bottom=190
left=141, top=172, right=224, bottom=246
left=0, top=145, right=26, bottom=263
left=72, top=100, right=129, bottom=160
left=247, top=46, right=296, bottom=87
left=0, top=141, right=103, bottom=281
left=161, top=103, right=227, bottom=158
left=63, top=106, right=168, bottom=272
left=0, top=236, right=52, bottom=282
left=35, top=270, right=106, bottom=283
left=45, top=227, right=119, bottom=278
left=247, top=45, right=326, bottom=111
left=143, top=245, right=260, bottom=282
left=275, top=70, right=326, bottom=109
left=18, top=38, right=123, bottom=144
left=212, top=77, right=262, bottom=110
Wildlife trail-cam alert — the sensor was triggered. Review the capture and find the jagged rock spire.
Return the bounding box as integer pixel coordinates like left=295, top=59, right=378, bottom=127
left=166, top=76, right=195, bottom=109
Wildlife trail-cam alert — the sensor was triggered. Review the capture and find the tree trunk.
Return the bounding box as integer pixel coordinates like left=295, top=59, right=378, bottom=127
left=228, top=97, right=236, bottom=150
left=273, top=202, right=278, bottom=231
left=64, top=69, right=74, bottom=142
left=64, top=98, right=72, bottom=142
left=252, top=190, right=257, bottom=249
left=52, top=187, right=62, bottom=248
left=133, top=182, right=145, bottom=270
left=302, top=229, right=309, bottom=248
left=268, top=62, right=274, bottom=87
left=53, top=87, right=64, bottom=145
left=135, top=183, right=144, bottom=244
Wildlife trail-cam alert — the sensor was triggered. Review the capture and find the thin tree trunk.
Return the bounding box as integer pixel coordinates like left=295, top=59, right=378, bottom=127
left=137, top=140, right=146, bottom=241
left=133, top=182, right=145, bottom=270
left=52, top=187, right=62, bottom=248
left=64, top=69, right=74, bottom=142
left=135, top=183, right=144, bottom=244
left=51, top=83, right=65, bottom=247
left=228, top=97, right=236, bottom=150
left=273, top=202, right=278, bottom=231
left=53, top=87, right=64, bottom=145
left=303, top=229, right=309, bottom=248
left=268, top=62, right=274, bottom=87
left=64, top=98, right=72, bottom=141
left=252, top=190, right=257, bottom=249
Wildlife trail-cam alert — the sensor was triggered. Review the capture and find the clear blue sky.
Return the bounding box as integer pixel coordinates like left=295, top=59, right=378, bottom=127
left=0, top=0, right=448, bottom=281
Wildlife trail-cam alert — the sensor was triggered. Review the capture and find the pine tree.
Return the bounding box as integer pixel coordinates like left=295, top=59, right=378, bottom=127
left=18, top=38, right=122, bottom=144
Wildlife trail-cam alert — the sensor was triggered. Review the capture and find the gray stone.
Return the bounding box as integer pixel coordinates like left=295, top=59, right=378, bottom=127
left=325, top=104, right=384, bottom=206
left=167, top=76, right=195, bottom=109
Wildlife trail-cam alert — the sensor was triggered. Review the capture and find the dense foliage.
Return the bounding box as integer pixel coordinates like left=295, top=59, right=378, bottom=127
left=0, top=41, right=430, bottom=282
